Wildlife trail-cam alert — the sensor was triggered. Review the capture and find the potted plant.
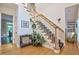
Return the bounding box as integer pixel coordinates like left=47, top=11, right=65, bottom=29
left=32, top=31, right=46, bottom=46
left=30, top=18, right=46, bottom=46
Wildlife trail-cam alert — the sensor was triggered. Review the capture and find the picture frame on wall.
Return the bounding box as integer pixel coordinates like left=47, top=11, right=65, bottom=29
left=21, top=20, right=29, bottom=28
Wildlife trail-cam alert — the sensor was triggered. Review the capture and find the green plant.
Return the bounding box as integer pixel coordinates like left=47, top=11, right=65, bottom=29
left=30, top=18, right=36, bottom=30
left=30, top=18, right=34, bottom=23
left=32, top=31, right=46, bottom=46
left=30, top=18, right=46, bottom=46
left=32, top=23, right=36, bottom=29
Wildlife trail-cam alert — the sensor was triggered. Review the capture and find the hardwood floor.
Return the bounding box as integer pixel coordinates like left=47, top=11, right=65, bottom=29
left=60, top=42, right=79, bottom=55
left=0, top=42, right=79, bottom=55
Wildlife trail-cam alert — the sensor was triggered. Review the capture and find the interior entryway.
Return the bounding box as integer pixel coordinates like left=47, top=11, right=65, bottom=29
left=65, top=5, right=78, bottom=45
left=1, top=13, right=13, bottom=45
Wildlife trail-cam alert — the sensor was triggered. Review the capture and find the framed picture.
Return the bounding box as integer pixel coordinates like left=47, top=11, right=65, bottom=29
left=21, top=20, right=29, bottom=28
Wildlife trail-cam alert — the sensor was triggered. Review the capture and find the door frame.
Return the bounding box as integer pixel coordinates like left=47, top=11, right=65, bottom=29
left=1, top=13, right=14, bottom=45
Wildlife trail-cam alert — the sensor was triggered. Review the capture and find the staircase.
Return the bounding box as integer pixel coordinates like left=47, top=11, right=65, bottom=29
left=22, top=3, right=65, bottom=53
left=35, top=21, right=55, bottom=50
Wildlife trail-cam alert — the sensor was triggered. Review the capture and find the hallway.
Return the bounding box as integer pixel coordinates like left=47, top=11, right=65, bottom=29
left=0, top=42, right=79, bottom=55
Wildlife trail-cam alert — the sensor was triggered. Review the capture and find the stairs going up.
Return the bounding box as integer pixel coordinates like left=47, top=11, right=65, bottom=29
left=35, top=21, right=55, bottom=50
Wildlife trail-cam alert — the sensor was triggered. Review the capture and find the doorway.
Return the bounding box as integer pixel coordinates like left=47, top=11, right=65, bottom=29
left=65, top=5, right=78, bottom=44
left=1, top=13, right=13, bottom=45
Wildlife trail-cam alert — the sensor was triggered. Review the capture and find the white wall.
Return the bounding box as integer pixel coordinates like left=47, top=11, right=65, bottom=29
left=17, top=4, right=33, bottom=35
left=15, top=4, right=33, bottom=48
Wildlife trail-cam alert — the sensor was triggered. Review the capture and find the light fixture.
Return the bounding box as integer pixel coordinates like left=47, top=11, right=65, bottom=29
left=58, top=18, right=61, bottom=22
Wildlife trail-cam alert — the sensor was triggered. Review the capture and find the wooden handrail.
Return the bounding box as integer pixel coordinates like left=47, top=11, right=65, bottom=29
left=38, top=14, right=64, bottom=32
left=34, top=12, right=64, bottom=32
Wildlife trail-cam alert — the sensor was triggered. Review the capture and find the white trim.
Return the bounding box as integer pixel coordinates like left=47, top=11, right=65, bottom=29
left=0, top=12, right=1, bottom=46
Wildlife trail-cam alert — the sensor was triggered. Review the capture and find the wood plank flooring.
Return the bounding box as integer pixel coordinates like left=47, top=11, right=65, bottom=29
left=0, top=42, right=79, bottom=55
